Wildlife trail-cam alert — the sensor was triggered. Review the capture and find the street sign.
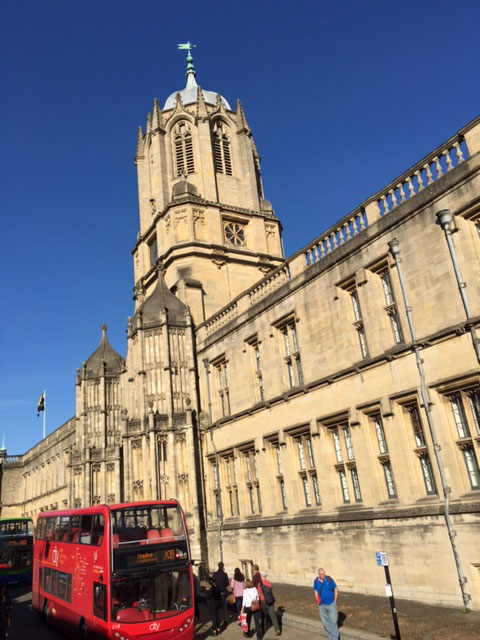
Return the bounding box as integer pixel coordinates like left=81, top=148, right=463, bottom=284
left=376, top=551, right=389, bottom=566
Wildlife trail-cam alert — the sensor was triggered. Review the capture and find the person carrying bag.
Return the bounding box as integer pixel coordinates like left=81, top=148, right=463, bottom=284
left=258, top=571, right=281, bottom=636
left=241, top=579, right=262, bottom=639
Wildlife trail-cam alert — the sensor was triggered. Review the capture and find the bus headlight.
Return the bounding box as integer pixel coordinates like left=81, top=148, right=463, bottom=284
left=178, top=617, right=192, bottom=632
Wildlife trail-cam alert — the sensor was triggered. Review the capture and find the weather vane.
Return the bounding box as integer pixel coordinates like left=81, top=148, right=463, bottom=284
left=177, top=42, right=196, bottom=74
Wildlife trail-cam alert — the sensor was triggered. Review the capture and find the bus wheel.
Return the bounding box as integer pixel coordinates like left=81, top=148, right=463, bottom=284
left=79, top=619, right=88, bottom=639
left=43, top=599, right=50, bottom=625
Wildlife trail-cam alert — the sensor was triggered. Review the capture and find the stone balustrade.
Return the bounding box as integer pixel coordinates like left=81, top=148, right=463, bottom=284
left=373, top=135, right=468, bottom=217
left=205, top=301, right=239, bottom=335
left=198, top=116, right=480, bottom=340
left=248, top=265, right=291, bottom=305
left=303, top=208, right=367, bottom=267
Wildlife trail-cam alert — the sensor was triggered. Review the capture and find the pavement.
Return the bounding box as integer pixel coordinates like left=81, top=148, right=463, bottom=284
left=7, top=582, right=480, bottom=640
left=199, top=582, right=480, bottom=640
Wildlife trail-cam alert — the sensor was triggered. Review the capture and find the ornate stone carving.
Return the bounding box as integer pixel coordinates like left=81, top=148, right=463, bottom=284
left=175, top=209, right=188, bottom=226
left=92, top=496, right=101, bottom=505
left=165, top=214, right=171, bottom=232
left=92, top=463, right=101, bottom=472
left=74, top=466, right=83, bottom=476
left=173, top=413, right=186, bottom=427
left=74, top=499, right=82, bottom=508
left=193, top=209, right=205, bottom=225
left=106, top=462, right=115, bottom=472
left=160, top=474, right=169, bottom=484
left=265, top=223, right=277, bottom=237
left=155, top=414, right=169, bottom=429
left=128, top=421, right=142, bottom=433
left=178, top=472, right=189, bottom=484
left=175, top=431, right=187, bottom=444
left=211, top=248, right=226, bottom=269
left=133, top=479, right=144, bottom=491
left=107, top=494, right=115, bottom=504
left=131, top=439, right=142, bottom=450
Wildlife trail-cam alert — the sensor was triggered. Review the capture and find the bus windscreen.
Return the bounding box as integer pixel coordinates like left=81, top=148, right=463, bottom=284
left=111, top=569, right=191, bottom=622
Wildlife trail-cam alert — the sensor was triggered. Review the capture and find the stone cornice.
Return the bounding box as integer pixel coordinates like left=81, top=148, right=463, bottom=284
left=208, top=499, right=480, bottom=532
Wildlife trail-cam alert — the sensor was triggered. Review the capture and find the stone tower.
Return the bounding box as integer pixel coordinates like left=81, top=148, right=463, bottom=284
left=131, top=49, right=284, bottom=323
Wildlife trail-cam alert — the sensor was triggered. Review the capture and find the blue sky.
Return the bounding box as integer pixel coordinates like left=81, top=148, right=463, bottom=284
left=1, top=0, right=480, bottom=454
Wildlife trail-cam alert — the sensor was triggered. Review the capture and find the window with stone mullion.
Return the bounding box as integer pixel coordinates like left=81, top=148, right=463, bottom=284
left=462, top=446, right=480, bottom=490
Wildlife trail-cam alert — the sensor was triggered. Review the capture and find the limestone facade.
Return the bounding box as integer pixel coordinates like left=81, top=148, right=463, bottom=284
left=1, top=64, right=480, bottom=609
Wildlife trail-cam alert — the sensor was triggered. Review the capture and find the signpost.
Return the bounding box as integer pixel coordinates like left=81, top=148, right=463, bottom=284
left=376, top=551, right=401, bottom=639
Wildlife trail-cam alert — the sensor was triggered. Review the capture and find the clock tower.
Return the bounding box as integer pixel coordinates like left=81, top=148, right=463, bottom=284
left=132, top=48, right=284, bottom=324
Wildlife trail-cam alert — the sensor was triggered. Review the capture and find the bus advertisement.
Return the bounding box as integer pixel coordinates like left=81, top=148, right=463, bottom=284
left=0, top=517, right=33, bottom=585
left=33, top=500, right=194, bottom=639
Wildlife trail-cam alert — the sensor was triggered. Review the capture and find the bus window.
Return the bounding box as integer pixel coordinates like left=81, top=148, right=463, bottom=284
left=36, top=518, right=46, bottom=540
left=92, top=514, right=104, bottom=546
left=52, top=517, right=61, bottom=541
left=166, top=509, right=182, bottom=536
left=45, top=517, right=55, bottom=541
left=57, top=516, right=70, bottom=542
left=80, top=515, right=92, bottom=544
left=69, top=515, right=81, bottom=543
left=93, top=582, right=107, bottom=620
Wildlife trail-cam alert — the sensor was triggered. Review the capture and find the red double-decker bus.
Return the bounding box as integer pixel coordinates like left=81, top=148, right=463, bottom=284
left=33, top=500, right=194, bottom=639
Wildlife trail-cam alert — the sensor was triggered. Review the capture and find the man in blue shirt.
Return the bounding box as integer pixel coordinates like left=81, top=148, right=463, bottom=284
left=313, top=567, right=338, bottom=640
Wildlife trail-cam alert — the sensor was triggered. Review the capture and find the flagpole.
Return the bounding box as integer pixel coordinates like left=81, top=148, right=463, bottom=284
left=43, top=390, right=46, bottom=439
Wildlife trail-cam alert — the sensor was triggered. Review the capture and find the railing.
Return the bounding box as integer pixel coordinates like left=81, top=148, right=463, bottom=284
left=4, top=456, right=21, bottom=464
left=248, top=265, right=291, bottom=304
left=374, top=135, right=467, bottom=217
left=199, top=117, right=480, bottom=339
left=304, top=208, right=367, bottom=266
left=205, top=301, right=239, bottom=335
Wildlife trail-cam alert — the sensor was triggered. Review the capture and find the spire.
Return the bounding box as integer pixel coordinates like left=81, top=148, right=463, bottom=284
left=196, top=85, right=208, bottom=119
left=151, top=98, right=164, bottom=130
left=135, top=126, right=144, bottom=159
left=146, top=112, right=152, bottom=136
left=235, top=99, right=250, bottom=133
left=0, top=434, right=5, bottom=452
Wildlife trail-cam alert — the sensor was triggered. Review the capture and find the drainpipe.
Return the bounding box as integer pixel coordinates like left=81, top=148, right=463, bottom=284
left=435, top=209, right=480, bottom=365
left=388, top=238, right=471, bottom=612
left=202, top=358, right=224, bottom=565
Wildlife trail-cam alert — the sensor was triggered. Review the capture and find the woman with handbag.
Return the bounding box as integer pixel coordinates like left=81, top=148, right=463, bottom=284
left=241, top=579, right=262, bottom=639
left=230, top=567, right=245, bottom=620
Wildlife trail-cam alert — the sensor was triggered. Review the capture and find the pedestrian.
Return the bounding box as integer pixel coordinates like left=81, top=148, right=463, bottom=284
left=212, top=561, right=230, bottom=626
left=206, top=575, right=222, bottom=636
left=313, top=567, right=338, bottom=640
left=193, top=572, right=200, bottom=621
left=230, top=567, right=245, bottom=621
left=241, top=579, right=262, bottom=639
left=258, top=571, right=281, bottom=636
left=252, top=563, right=262, bottom=588
left=0, top=586, right=11, bottom=640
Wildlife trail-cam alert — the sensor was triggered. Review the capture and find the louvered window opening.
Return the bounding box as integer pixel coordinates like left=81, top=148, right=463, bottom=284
left=174, top=123, right=195, bottom=177
left=213, top=123, right=233, bottom=175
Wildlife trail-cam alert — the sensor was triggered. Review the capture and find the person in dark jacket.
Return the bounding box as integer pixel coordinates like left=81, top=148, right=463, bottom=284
left=207, top=576, right=222, bottom=636
left=212, top=562, right=230, bottom=626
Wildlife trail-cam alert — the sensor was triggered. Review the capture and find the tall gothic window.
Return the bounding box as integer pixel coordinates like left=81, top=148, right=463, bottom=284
left=212, top=121, right=233, bottom=175
left=173, top=121, right=195, bottom=176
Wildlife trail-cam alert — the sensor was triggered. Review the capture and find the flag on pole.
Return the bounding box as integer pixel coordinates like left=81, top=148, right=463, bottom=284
left=37, top=391, right=45, bottom=417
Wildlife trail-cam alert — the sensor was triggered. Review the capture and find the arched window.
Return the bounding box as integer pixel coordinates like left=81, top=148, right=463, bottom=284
left=173, top=121, right=195, bottom=176
left=212, top=121, right=232, bottom=176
